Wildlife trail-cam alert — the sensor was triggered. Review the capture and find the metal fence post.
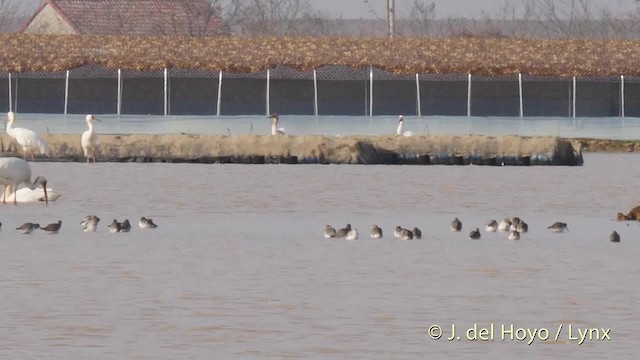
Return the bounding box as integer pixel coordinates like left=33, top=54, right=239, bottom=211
left=313, top=69, right=319, bottom=116
left=518, top=73, right=523, bottom=117
left=621, top=75, right=625, bottom=118
left=8, top=73, right=11, bottom=112
left=64, top=70, right=70, bottom=115
left=572, top=76, right=576, bottom=118
left=117, top=69, right=122, bottom=116
left=163, top=68, right=168, bottom=116
left=216, top=70, right=223, bottom=116
left=416, top=74, right=421, bottom=117
left=266, top=68, right=270, bottom=115
left=467, top=73, right=472, bottom=117
left=369, top=66, right=373, bottom=117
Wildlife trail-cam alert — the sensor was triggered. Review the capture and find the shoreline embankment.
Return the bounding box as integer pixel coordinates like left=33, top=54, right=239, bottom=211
left=0, top=133, right=590, bottom=166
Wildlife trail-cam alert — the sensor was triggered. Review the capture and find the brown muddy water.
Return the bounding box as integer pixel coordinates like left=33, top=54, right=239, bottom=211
left=0, top=153, right=638, bottom=359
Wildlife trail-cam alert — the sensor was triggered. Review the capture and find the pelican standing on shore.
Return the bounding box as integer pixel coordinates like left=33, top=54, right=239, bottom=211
left=0, top=157, right=49, bottom=205
left=81, top=114, right=100, bottom=163
left=269, top=113, right=285, bottom=135
left=5, top=112, right=48, bottom=161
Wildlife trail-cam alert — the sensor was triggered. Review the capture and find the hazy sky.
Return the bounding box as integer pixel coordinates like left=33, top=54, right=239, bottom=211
left=12, top=0, right=640, bottom=20
left=310, top=0, right=638, bottom=19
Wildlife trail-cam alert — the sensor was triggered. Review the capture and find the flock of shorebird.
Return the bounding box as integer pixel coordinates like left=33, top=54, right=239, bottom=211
left=0, top=216, right=158, bottom=235
left=325, top=218, right=622, bottom=243
left=83, top=215, right=158, bottom=233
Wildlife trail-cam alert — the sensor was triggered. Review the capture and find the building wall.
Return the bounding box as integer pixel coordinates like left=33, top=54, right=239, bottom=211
left=23, top=5, right=76, bottom=34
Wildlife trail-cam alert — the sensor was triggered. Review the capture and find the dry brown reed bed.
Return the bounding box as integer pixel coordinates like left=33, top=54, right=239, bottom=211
left=0, top=34, right=637, bottom=77
left=0, top=133, right=584, bottom=165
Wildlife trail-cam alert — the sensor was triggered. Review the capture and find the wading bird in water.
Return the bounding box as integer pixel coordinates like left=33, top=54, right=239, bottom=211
left=0, top=157, right=48, bottom=205
left=5, top=112, right=48, bottom=161
left=81, top=114, right=100, bottom=163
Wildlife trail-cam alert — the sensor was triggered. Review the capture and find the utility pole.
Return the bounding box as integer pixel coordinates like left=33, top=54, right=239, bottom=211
left=386, top=0, right=395, bottom=38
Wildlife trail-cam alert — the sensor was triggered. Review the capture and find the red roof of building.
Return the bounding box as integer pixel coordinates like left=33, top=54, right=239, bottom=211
left=25, top=0, right=226, bottom=36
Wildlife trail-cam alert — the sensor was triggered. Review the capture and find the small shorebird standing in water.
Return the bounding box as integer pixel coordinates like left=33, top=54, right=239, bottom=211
left=485, top=219, right=498, bottom=232
left=508, top=230, right=520, bottom=241
left=394, top=226, right=403, bottom=239
left=547, top=222, right=569, bottom=233
left=498, top=218, right=511, bottom=232
left=16, top=222, right=40, bottom=234
left=335, top=224, right=351, bottom=238
left=451, top=217, right=462, bottom=232
left=81, top=215, right=100, bottom=232
left=370, top=225, right=383, bottom=239
left=108, top=219, right=121, bottom=233
left=412, top=227, right=422, bottom=239
left=345, top=227, right=359, bottom=240
left=139, top=217, right=158, bottom=229
left=398, top=228, right=414, bottom=240
left=324, top=225, right=337, bottom=238
left=41, top=220, right=62, bottom=234
left=120, top=219, right=131, bottom=232
left=469, top=228, right=481, bottom=240
left=609, top=231, right=620, bottom=243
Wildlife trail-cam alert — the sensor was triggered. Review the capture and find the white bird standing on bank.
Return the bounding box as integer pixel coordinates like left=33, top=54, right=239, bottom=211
left=5, top=112, right=48, bottom=161
left=269, top=113, right=285, bottom=135
left=81, top=114, right=100, bottom=163
left=396, top=115, right=414, bottom=137
left=0, top=157, right=48, bottom=205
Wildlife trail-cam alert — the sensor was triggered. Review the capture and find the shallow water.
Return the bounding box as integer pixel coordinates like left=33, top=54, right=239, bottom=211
left=9, top=113, right=640, bottom=139
left=0, top=153, right=638, bottom=359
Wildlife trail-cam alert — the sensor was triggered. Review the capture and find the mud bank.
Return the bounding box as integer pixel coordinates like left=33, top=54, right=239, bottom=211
left=0, top=133, right=585, bottom=166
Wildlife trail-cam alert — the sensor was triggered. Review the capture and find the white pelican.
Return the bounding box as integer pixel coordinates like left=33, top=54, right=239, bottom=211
left=81, top=114, right=100, bottom=163
left=139, top=217, right=157, bottom=229
left=268, top=113, right=285, bottom=135
left=41, top=220, right=62, bottom=234
left=0, top=157, right=49, bottom=205
left=3, top=187, right=59, bottom=204
left=5, top=112, right=48, bottom=161
left=396, top=115, right=414, bottom=136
